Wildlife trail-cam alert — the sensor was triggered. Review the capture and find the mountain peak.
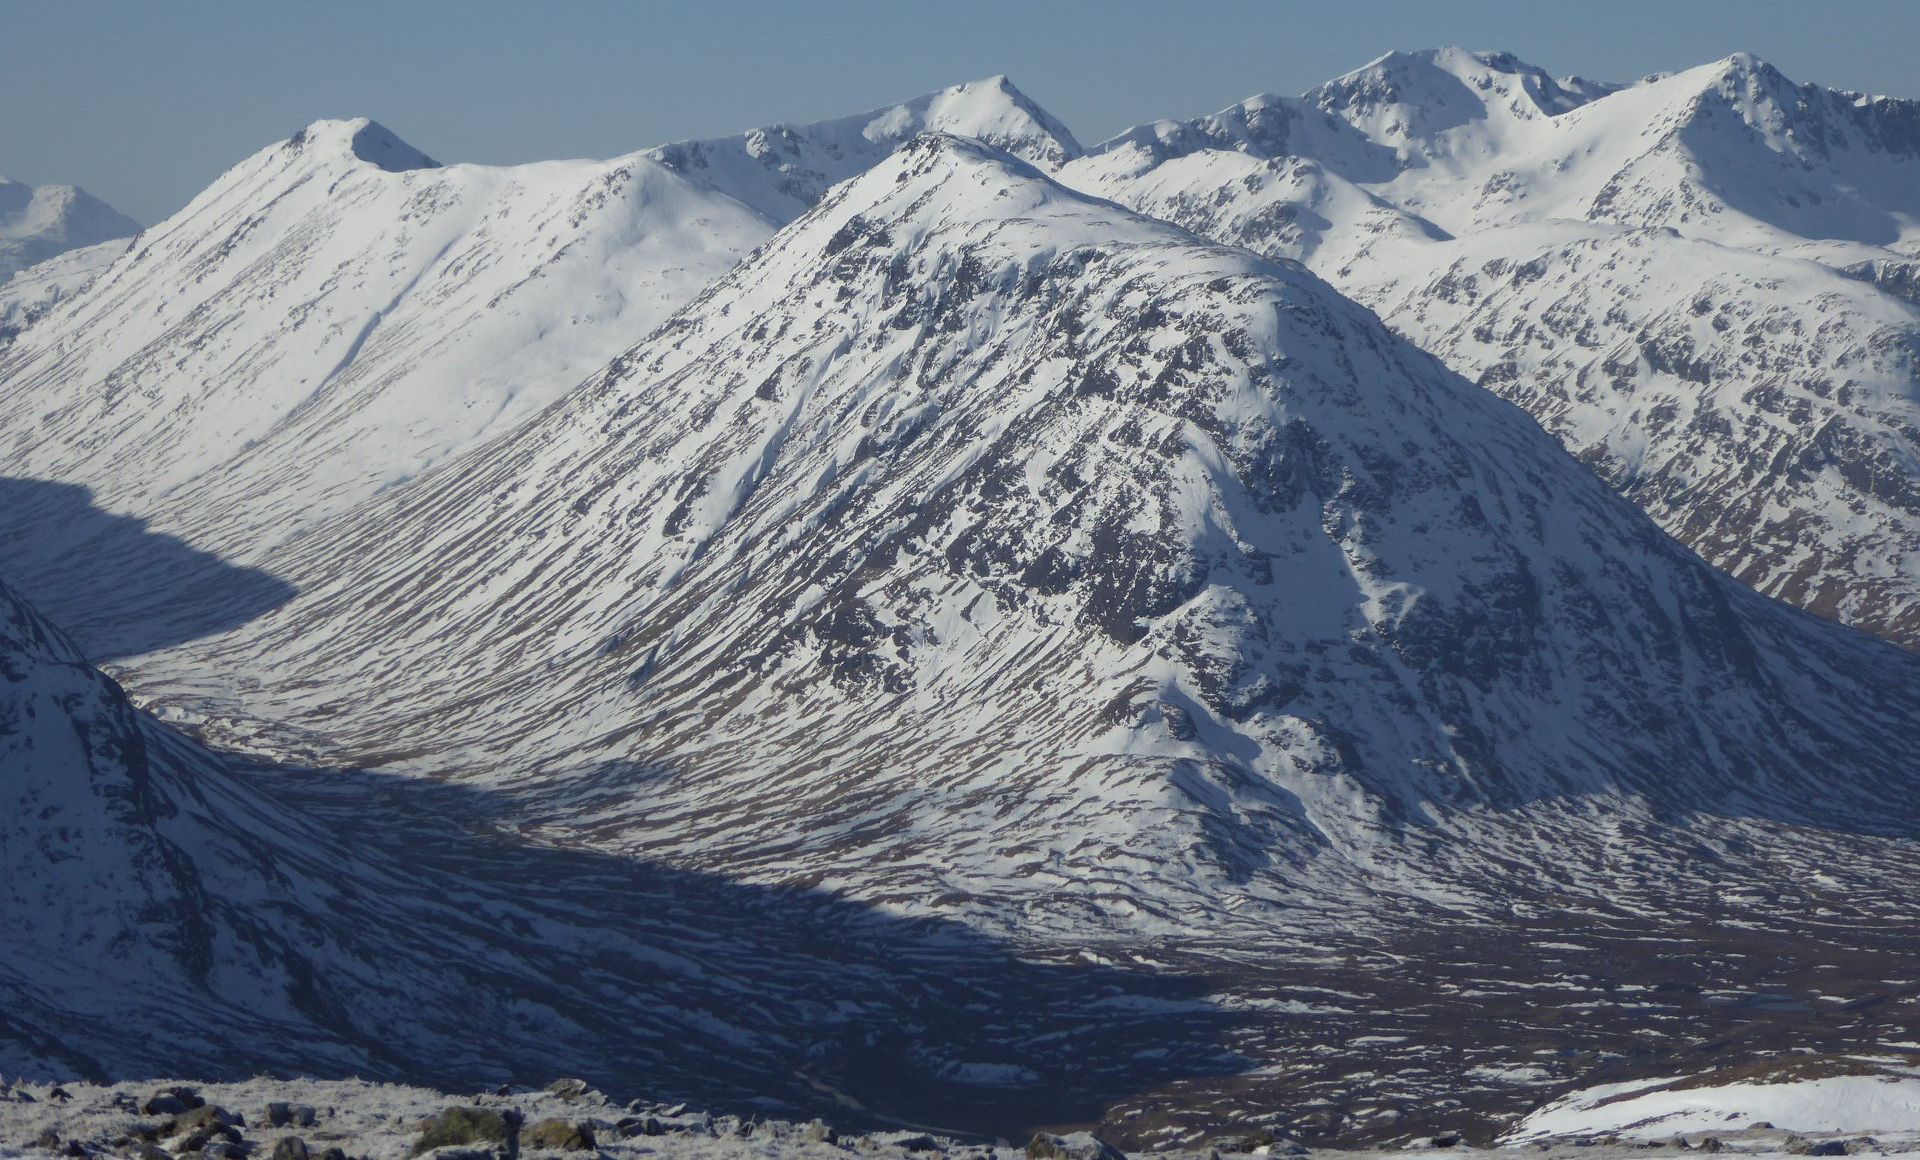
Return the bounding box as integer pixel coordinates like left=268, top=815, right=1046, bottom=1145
left=860, top=75, right=1082, bottom=169
left=284, top=117, right=438, bottom=173
left=647, top=78, right=1080, bottom=223
left=1315, top=46, right=1615, bottom=123
left=1714, top=50, right=1784, bottom=78
left=0, top=175, right=141, bottom=282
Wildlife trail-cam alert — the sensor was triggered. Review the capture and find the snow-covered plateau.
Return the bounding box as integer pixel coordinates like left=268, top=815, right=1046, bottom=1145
left=6, top=44, right=1920, bottom=1155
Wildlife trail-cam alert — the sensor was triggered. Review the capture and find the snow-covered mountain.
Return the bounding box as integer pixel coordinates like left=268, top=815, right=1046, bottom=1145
left=1063, top=49, right=1920, bottom=648
left=116, top=136, right=1920, bottom=939
left=0, top=118, right=773, bottom=582
left=0, top=82, right=1081, bottom=656
left=646, top=74, right=1081, bottom=222
left=0, top=175, right=139, bottom=283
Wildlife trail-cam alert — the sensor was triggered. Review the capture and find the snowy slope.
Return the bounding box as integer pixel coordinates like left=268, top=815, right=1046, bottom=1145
left=0, top=175, right=139, bottom=283
left=0, top=118, right=774, bottom=586
left=1509, top=1063, right=1920, bottom=1141
left=0, top=236, right=129, bottom=346
left=1344, top=223, right=1920, bottom=644
left=2, top=574, right=1253, bottom=1137
left=0, top=576, right=349, bottom=1079
left=123, top=136, right=1920, bottom=937
left=1063, top=49, right=1920, bottom=648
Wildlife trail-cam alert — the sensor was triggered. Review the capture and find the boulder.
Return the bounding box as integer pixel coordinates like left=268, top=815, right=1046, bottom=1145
left=143, top=1096, right=190, bottom=1118
left=410, top=1107, right=521, bottom=1157
left=542, top=1080, right=589, bottom=1101
left=614, top=1118, right=662, bottom=1139
left=272, top=1139, right=309, bottom=1160
left=1807, top=1145, right=1848, bottom=1158
left=263, top=1106, right=317, bottom=1130
left=519, top=1120, right=593, bottom=1153
left=1699, top=1139, right=1725, bottom=1154
left=1205, top=1132, right=1276, bottom=1156
left=1027, top=1133, right=1127, bottom=1160
left=175, top=1107, right=238, bottom=1134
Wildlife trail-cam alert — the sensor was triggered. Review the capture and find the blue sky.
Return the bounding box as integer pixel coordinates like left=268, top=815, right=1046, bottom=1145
left=4, top=0, right=1917, bottom=224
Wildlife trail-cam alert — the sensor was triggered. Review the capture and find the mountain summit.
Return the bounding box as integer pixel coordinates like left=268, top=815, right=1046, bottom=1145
left=647, top=75, right=1083, bottom=221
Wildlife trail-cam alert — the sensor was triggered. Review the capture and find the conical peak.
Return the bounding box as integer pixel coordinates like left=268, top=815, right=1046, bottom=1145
left=284, top=117, right=438, bottom=173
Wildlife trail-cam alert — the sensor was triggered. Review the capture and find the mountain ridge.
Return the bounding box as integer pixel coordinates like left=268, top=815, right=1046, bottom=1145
left=112, top=133, right=1920, bottom=941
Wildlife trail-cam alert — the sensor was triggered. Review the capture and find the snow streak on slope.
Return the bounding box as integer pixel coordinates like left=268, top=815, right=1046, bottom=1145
left=1063, top=49, right=1920, bottom=648
left=127, top=136, right=1920, bottom=938
left=0, top=118, right=774, bottom=582
left=0, top=175, right=139, bottom=283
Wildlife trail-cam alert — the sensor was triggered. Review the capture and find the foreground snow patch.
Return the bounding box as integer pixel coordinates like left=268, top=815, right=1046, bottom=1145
left=1509, top=1066, right=1920, bottom=1142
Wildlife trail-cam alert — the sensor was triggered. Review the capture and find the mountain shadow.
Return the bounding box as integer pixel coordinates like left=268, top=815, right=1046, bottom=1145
left=0, top=477, right=295, bottom=659
left=1, top=727, right=1256, bottom=1145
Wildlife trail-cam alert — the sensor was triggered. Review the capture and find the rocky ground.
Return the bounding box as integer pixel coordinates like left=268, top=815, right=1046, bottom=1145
left=2, top=1076, right=1918, bottom=1160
